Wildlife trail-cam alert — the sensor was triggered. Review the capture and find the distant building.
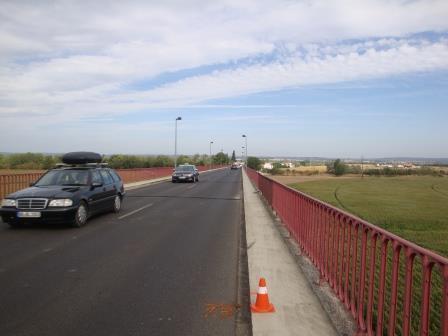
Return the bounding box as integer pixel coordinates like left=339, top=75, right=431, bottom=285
left=263, top=162, right=274, bottom=170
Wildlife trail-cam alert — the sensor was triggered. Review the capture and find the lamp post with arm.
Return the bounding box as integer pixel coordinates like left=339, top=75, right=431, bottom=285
left=242, top=134, right=247, bottom=165
left=174, top=117, right=182, bottom=168
left=209, top=141, right=214, bottom=170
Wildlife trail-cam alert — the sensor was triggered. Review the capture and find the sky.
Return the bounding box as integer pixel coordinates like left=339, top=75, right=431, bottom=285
left=1, top=0, right=447, bottom=158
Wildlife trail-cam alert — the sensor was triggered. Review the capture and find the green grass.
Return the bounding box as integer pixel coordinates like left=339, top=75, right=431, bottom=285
left=289, top=176, right=448, bottom=257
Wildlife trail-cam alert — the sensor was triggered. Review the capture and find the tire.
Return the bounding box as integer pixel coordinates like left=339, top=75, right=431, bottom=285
left=72, top=202, right=88, bottom=228
left=113, top=195, right=122, bottom=213
left=196, top=176, right=199, bottom=182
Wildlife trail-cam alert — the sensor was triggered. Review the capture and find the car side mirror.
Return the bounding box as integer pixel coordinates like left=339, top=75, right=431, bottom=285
left=91, top=182, right=103, bottom=189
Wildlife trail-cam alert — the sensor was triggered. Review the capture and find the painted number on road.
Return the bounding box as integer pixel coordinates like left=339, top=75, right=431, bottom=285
left=203, top=303, right=241, bottom=319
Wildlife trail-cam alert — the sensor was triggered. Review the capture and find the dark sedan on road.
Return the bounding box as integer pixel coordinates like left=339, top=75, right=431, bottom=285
left=0, top=156, right=125, bottom=228
left=171, top=164, right=199, bottom=183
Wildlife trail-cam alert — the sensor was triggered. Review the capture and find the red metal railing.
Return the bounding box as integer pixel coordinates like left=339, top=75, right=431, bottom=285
left=116, top=167, right=174, bottom=183
left=246, top=167, right=448, bottom=336
left=0, top=173, right=44, bottom=200
left=0, top=165, right=227, bottom=200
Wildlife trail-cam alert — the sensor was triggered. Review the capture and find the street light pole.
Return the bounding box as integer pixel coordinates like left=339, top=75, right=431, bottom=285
left=242, top=134, right=247, bottom=165
left=209, top=141, right=214, bottom=170
left=174, top=117, right=182, bottom=168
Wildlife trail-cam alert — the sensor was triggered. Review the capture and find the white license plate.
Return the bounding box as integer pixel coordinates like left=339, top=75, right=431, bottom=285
left=179, top=176, right=186, bottom=179
left=17, top=211, right=41, bottom=218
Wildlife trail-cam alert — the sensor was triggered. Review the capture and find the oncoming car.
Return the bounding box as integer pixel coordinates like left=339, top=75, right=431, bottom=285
left=0, top=152, right=125, bottom=228
left=171, top=164, right=199, bottom=183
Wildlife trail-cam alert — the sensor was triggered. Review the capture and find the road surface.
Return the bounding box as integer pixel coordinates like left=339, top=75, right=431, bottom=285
left=0, top=168, right=244, bottom=336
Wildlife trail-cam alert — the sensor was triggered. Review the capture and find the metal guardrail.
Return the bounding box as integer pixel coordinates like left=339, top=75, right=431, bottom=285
left=0, top=165, right=226, bottom=200
left=246, top=167, right=448, bottom=336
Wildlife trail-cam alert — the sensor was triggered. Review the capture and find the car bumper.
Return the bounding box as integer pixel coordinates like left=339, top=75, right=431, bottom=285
left=172, top=176, right=195, bottom=182
left=0, top=206, right=78, bottom=224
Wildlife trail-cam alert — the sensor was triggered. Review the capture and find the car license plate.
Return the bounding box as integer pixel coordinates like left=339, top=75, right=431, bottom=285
left=179, top=176, right=186, bottom=179
left=17, top=211, right=41, bottom=218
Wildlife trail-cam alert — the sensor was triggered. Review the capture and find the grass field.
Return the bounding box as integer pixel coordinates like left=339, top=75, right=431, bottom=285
left=289, top=176, right=448, bottom=257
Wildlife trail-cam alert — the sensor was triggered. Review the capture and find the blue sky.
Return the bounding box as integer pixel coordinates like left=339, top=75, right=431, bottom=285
left=1, top=0, right=448, bottom=158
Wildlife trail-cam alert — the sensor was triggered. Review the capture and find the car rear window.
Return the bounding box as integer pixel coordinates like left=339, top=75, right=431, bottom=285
left=176, top=166, right=194, bottom=172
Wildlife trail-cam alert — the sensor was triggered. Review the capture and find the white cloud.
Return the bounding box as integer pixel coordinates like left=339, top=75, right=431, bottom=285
left=124, top=40, right=448, bottom=106
left=1, top=0, right=448, bottom=155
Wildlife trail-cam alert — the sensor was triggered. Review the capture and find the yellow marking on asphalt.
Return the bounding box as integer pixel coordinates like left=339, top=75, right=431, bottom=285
left=118, top=203, right=153, bottom=220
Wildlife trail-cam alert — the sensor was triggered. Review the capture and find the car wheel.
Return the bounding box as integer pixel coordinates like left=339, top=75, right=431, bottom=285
left=113, top=195, right=122, bottom=213
left=196, top=176, right=199, bottom=182
left=72, top=201, right=88, bottom=228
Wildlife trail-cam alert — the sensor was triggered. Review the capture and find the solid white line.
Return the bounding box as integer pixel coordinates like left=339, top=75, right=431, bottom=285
left=118, top=203, right=153, bottom=220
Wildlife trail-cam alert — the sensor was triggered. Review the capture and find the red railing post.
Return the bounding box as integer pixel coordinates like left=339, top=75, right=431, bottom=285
left=366, top=232, right=378, bottom=335
left=442, top=264, right=448, bottom=336
left=388, top=241, right=402, bottom=336
left=419, top=255, right=433, bottom=336
left=357, top=225, right=368, bottom=332
left=402, top=247, right=416, bottom=336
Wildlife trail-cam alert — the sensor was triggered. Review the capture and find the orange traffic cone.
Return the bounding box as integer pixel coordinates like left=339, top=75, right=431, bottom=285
left=251, top=278, right=275, bottom=313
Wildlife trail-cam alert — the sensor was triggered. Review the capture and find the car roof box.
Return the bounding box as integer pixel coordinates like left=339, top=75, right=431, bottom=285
left=62, top=152, right=102, bottom=165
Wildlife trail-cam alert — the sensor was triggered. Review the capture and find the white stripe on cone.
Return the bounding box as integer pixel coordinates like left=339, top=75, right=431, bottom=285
left=258, top=287, right=268, bottom=294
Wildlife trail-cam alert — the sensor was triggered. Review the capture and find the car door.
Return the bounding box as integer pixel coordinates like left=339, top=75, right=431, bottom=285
left=99, top=169, right=117, bottom=209
left=88, top=170, right=109, bottom=214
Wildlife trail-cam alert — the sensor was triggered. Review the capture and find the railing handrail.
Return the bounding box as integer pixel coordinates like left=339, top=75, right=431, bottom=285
left=245, top=167, right=448, bottom=335
left=257, top=170, right=448, bottom=266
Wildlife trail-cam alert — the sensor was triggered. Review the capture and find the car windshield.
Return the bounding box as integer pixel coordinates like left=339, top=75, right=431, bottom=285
left=175, top=166, right=194, bottom=172
left=35, top=170, right=90, bottom=186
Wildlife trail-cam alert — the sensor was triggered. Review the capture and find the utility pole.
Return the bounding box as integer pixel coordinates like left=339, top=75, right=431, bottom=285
left=361, top=155, right=364, bottom=179
left=242, top=134, right=247, bottom=165
left=174, top=116, right=182, bottom=168
left=209, top=141, right=214, bottom=170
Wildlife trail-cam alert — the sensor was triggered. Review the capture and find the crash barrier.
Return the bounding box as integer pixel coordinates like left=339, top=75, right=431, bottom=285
left=246, top=167, right=448, bottom=336
left=0, top=165, right=227, bottom=200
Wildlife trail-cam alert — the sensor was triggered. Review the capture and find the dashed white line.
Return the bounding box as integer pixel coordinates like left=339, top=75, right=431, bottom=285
left=118, top=203, right=154, bottom=220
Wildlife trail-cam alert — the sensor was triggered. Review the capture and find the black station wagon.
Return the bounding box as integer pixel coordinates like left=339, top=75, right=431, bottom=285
left=0, top=152, right=125, bottom=228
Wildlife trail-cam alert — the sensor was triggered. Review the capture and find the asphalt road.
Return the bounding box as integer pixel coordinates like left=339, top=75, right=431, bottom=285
left=0, top=168, right=244, bottom=336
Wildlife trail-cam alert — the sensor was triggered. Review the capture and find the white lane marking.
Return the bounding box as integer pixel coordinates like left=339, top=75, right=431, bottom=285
left=118, top=203, right=154, bottom=220
left=187, top=184, right=197, bottom=190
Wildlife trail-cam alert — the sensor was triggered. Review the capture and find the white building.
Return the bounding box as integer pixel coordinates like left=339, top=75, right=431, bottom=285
left=263, top=162, right=274, bottom=170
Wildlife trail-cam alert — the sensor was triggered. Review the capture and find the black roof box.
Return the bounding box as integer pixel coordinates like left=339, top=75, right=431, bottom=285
left=62, top=152, right=102, bottom=165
